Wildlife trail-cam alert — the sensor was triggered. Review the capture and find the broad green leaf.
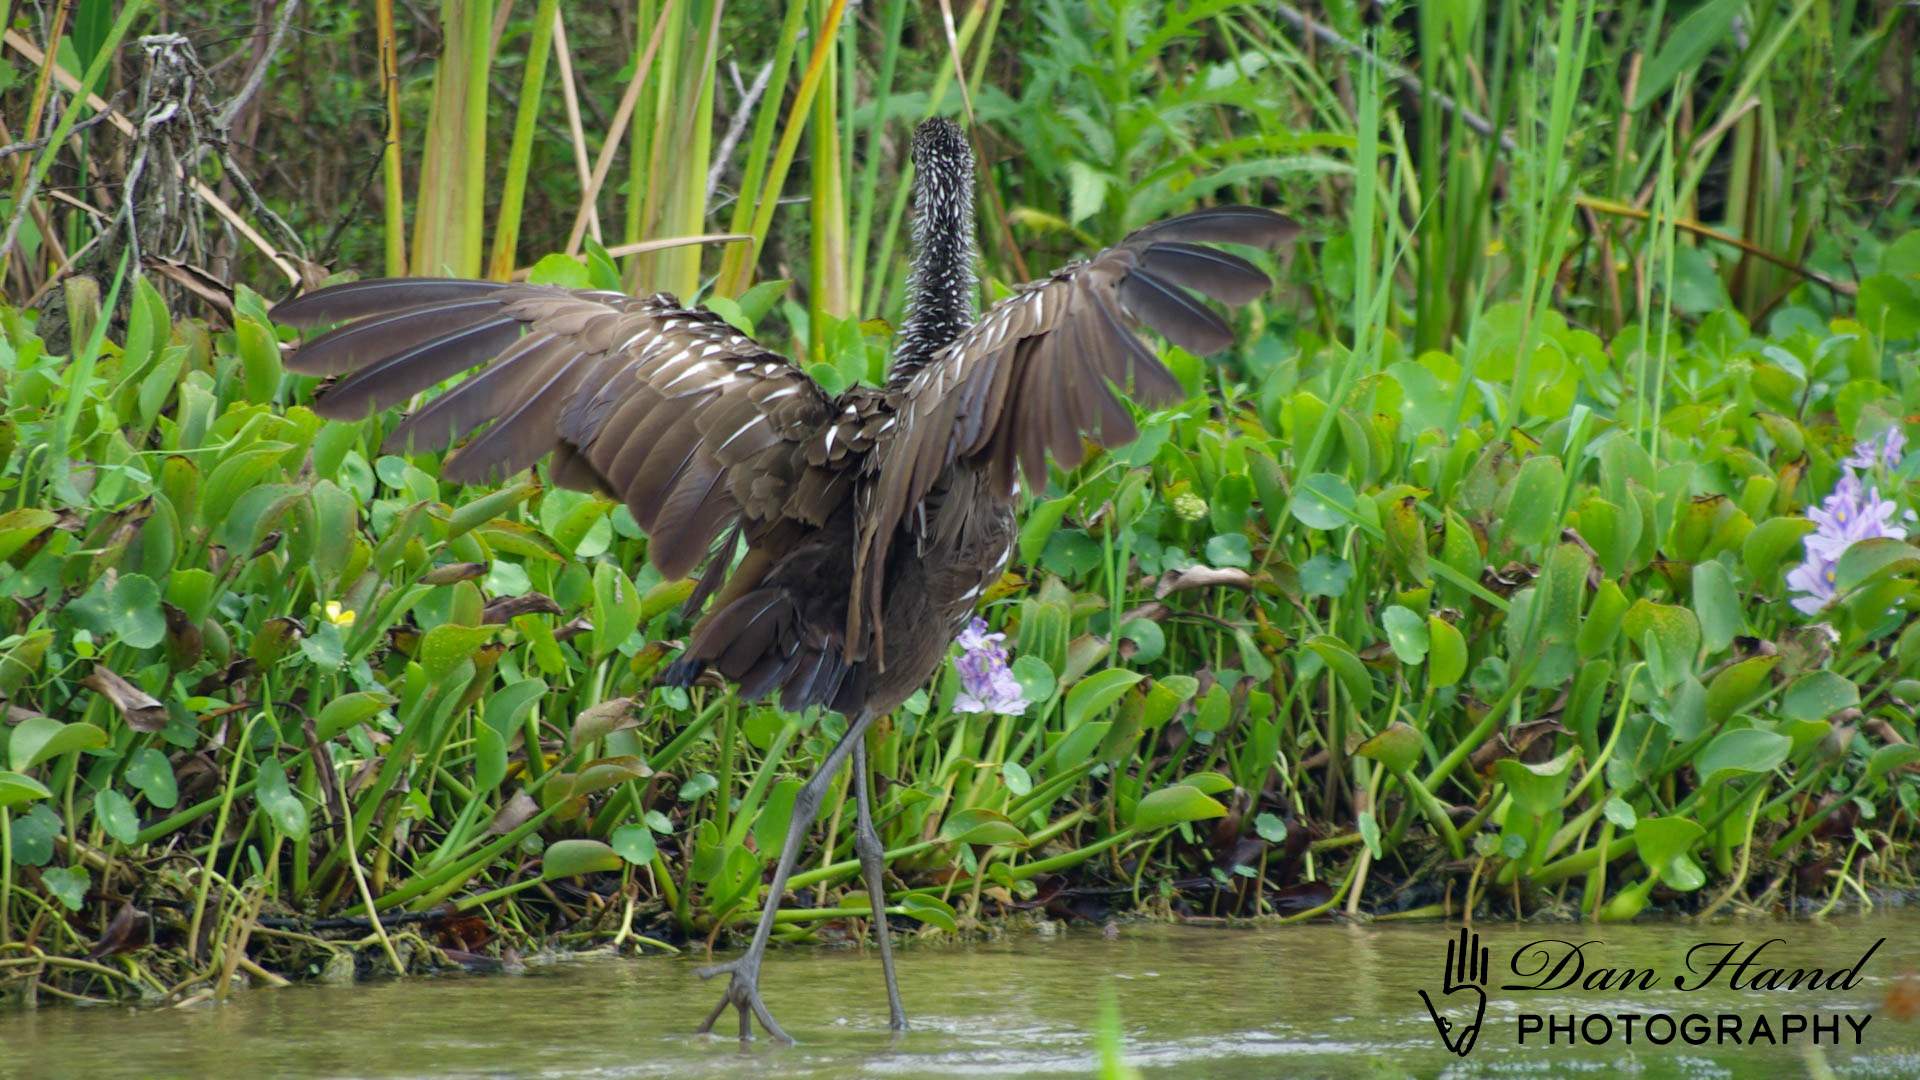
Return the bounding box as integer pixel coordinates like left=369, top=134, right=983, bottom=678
left=1381, top=605, right=1429, bottom=664
left=1130, top=783, right=1227, bottom=832
left=93, top=789, right=139, bottom=845
left=1306, top=636, right=1373, bottom=703
left=1000, top=761, right=1033, bottom=797
left=1063, top=668, right=1144, bottom=728
left=610, top=823, right=658, bottom=866
left=1501, top=455, right=1564, bottom=550
left=474, top=721, right=507, bottom=794
left=0, top=771, right=53, bottom=810
left=1867, top=745, right=1920, bottom=784
left=1694, top=729, right=1791, bottom=788
left=542, top=838, right=622, bottom=878
left=1019, top=496, right=1074, bottom=565
left=314, top=691, right=397, bottom=742
left=1743, top=516, right=1816, bottom=583
left=1495, top=749, right=1577, bottom=816
left=9, top=717, right=107, bottom=772
left=899, top=893, right=959, bottom=933
left=1781, top=671, right=1859, bottom=722
left=1293, top=472, right=1358, bottom=531
left=0, top=508, right=58, bottom=565
left=417, top=623, right=494, bottom=682
left=1691, top=560, right=1742, bottom=656
left=1355, top=722, right=1421, bottom=774
left=42, top=866, right=89, bottom=911
left=1705, top=656, right=1778, bottom=723
left=256, top=758, right=309, bottom=840
left=1428, top=617, right=1467, bottom=688
left=940, top=808, right=1028, bottom=846
left=124, top=749, right=177, bottom=809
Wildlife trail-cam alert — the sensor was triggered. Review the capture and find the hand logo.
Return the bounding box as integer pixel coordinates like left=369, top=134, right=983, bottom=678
left=1419, top=927, right=1489, bottom=1057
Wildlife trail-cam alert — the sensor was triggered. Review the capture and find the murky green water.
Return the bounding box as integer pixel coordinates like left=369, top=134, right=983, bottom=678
left=3, top=913, right=1918, bottom=1078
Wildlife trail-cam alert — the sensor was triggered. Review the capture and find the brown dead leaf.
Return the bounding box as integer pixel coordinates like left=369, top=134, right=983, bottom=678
left=81, top=664, right=166, bottom=732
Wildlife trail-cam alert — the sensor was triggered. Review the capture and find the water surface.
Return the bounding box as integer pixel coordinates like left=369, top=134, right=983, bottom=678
left=4, top=913, right=1918, bottom=1078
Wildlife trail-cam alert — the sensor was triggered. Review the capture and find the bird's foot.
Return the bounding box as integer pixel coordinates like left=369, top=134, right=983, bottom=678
left=694, top=957, right=792, bottom=1045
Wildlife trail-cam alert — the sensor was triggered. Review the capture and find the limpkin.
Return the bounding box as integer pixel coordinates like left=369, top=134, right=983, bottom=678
left=274, top=118, right=1298, bottom=1042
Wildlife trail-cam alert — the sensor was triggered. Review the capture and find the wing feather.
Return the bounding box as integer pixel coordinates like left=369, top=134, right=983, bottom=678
left=849, top=206, right=1299, bottom=653
left=277, top=281, right=850, bottom=593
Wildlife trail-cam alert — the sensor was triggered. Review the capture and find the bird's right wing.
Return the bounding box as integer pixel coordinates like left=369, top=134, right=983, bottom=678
left=275, top=280, right=866, bottom=585
left=851, top=206, right=1300, bottom=652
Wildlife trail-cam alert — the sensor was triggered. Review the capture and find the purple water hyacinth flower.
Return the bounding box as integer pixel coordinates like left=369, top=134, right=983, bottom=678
left=1785, top=549, right=1840, bottom=615
left=952, top=617, right=1030, bottom=715
left=1789, top=469, right=1908, bottom=615
left=1844, top=428, right=1907, bottom=472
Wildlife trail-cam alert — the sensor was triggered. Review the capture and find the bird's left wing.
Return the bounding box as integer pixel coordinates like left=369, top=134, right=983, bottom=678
left=275, top=279, right=852, bottom=583
left=851, top=206, right=1299, bottom=650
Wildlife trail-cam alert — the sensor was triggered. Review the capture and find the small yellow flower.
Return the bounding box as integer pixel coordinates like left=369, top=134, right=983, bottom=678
left=325, top=601, right=357, bottom=628
left=1172, top=491, right=1209, bottom=522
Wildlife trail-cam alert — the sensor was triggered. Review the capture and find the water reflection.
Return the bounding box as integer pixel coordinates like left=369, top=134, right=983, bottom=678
left=2, top=913, right=1916, bottom=1078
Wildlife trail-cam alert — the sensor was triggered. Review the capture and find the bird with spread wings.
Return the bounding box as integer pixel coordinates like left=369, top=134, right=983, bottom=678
left=274, top=116, right=1298, bottom=1043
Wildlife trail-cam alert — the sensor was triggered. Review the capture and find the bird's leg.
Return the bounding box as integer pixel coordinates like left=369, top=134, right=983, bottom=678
left=853, top=736, right=907, bottom=1031
left=695, top=709, right=875, bottom=1044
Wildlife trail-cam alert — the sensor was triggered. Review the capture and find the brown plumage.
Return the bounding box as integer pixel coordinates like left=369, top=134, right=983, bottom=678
left=274, top=116, right=1298, bottom=1042
left=276, top=207, right=1295, bottom=717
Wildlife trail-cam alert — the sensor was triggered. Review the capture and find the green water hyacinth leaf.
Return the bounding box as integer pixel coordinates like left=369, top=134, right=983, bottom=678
left=1705, top=656, right=1778, bottom=723
left=1306, top=636, right=1373, bottom=703
left=1204, top=532, right=1252, bottom=568
left=1000, top=761, right=1033, bottom=797
left=0, top=507, right=58, bottom=565
left=9, top=717, right=107, bottom=772
left=1180, top=772, right=1234, bottom=796
left=1868, top=745, right=1920, bottom=784
left=1292, top=472, right=1358, bottom=531
left=314, top=691, right=397, bottom=742
left=1634, top=816, right=1708, bottom=892
left=940, top=808, right=1027, bottom=846
left=474, top=721, right=507, bottom=794
left=1427, top=617, right=1466, bottom=688
left=1355, top=722, right=1421, bottom=774
left=42, top=866, right=89, bottom=912
left=1011, top=655, right=1056, bottom=705
left=93, top=789, right=139, bottom=845
left=1623, top=600, right=1700, bottom=689
left=1691, top=560, right=1742, bottom=656
left=1140, top=676, right=1196, bottom=729
left=418, top=623, right=494, bottom=682
left=256, top=758, right=309, bottom=840
left=1781, top=671, right=1859, bottom=722
left=1742, top=516, right=1816, bottom=584
left=236, top=316, right=283, bottom=403
left=124, top=748, right=176, bottom=809
left=899, top=894, right=959, bottom=933
left=1254, top=812, right=1287, bottom=843
left=1299, top=553, right=1353, bottom=597
left=0, top=771, right=52, bottom=809
left=1064, top=668, right=1144, bottom=728
left=542, top=839, right=622, bottom=879
left=1501, top=455, right=1564, bottom=550
left=591, top=563, right=642, bottom=658
left=1495, top=749, right=1577, bottom=816
left=1695, top=729, right=1791, bottom=788
left=1381, top=606, right=1428, bottom=664
left=611, top=824, right=658, bottom=866
left=1835, top=539, right=1920, bottom=592
left=1131, top=783, right=1227, bottom=832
